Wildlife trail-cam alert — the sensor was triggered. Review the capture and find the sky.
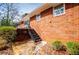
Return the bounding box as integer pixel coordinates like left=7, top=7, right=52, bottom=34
left=15, top=3, right=43, bottom=16
left=0, top=3, right=43, bottom=22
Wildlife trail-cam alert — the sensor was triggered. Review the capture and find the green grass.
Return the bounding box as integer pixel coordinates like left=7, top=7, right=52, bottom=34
left=0, top=26, right=16, bottom=31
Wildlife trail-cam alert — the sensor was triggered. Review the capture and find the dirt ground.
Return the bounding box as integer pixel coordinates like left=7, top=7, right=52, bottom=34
left=12, top=39, right=35, bottom=55
left=0, top=39, right=68, bottom=55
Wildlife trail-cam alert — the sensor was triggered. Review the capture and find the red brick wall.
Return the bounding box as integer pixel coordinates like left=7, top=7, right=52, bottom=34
left=30, top=3, right=79, bottom=43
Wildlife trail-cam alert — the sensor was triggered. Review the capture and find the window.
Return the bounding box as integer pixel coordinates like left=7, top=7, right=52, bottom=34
left=53, top=4, right=65, bottom=16
left=36, top=14, right=41, bottom=21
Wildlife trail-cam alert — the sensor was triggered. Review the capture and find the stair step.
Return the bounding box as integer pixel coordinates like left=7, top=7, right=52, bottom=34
left=32, top=34, right=39, bottom=37
left=32, top=35, right=39, bottom=37
left=32, top=34, right=38, bottom=36
left=34, top=37, right=40, bottom=38
left=33, top=36, right=40, bottom=38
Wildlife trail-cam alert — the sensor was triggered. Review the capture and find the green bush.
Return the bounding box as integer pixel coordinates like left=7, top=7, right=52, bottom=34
left=66, top=42, right=79, bottom=55
left=0, top=26, right=16, bottom=49
left=52, top=41, right=66, bottom=51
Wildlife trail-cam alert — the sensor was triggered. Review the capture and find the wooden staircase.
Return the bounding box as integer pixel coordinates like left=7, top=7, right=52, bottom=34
left=28, top=29, right=42, bottom=42
left=16, top=25, right=42, bottom=42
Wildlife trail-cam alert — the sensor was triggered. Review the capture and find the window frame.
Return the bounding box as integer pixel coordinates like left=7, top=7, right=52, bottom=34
left=53, top=4, right=65, bottom=16
left=36, top=14, right=41, bottom=21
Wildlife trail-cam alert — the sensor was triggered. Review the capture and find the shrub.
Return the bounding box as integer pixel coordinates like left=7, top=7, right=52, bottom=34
left=52, top=41, right=66, bottom=51
left=66, top=42, right=79, bottom=55
left=0, top=26, right=16, bottom=49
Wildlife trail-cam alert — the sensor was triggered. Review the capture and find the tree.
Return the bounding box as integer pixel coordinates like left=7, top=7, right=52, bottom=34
left=0, top=3, right=20, bottom=26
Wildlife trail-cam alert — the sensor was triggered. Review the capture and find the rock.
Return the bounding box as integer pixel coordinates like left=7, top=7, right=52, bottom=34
left=33, top=41, right=53, bottom=55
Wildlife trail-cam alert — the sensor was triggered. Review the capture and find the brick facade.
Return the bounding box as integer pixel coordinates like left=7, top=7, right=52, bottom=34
left=30, top=3, right=79, bottom=43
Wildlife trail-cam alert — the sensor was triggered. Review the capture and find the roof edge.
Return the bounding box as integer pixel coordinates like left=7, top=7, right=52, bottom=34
left=29, top=3, right=61, bottom=18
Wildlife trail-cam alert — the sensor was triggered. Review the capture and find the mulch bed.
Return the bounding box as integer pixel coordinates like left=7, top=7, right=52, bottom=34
left=52, top=50, right=69, bottom=55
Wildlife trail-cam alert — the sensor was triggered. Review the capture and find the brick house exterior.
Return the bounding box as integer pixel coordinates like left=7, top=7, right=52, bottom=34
left=22, top=3, right=79, bottom=43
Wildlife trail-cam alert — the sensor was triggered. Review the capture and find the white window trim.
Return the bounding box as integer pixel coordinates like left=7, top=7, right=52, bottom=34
left=36, top=14, right=41, bottom=21
left=53, top=4, right=65, bottom=17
